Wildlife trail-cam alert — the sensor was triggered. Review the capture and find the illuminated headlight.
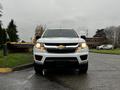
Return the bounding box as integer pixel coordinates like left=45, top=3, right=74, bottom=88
left=81, top=43, right=87, bottom=49
left=76, top=43, right=88, bottom=52
left=35, top=43, right=45, bottom=51
left=35, top=43, right=41, bottom=49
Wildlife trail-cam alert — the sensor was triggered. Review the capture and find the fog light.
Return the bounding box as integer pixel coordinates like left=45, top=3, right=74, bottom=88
left=80, top=55, right=88, bottom=61
left=35, top=55, right=42, bottom=61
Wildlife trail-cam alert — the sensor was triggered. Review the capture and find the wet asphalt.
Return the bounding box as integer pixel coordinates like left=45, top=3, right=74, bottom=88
left=0, top=53, right=120, bottom=90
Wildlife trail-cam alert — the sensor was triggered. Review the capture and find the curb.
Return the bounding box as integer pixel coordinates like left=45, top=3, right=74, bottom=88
left=90, top=51, right=120, bottom=55
left=12, top=63, right=33, bottom=71
left=0, top=63, right=33, bottom=73
left=0, top=68, right=12, bottom=73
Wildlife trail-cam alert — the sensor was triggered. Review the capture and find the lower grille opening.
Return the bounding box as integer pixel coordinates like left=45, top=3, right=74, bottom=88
left=45, top=43, right=78, bottom=46
left=80, top=55, right=88, bottom=61
left=45, top=57, right=77, bottom=61
left=35, top=55, right=42, bottom=61
left=44, top=57, right=79, bottom=68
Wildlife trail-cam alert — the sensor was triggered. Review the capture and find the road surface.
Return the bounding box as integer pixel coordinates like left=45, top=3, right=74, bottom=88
left=0, top=53, right=120, bottom=90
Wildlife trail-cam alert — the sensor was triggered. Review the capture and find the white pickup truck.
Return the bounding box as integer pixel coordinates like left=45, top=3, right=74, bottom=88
left=33, top=29, right=89, bottom=75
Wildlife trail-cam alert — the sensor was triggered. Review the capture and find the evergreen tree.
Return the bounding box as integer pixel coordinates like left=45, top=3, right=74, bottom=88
left=7, top=19, right=19, bottom=42
left=0, top=24, right=7, bottom=44
left=0, top=3, right=6, bottom=44
left=94, top=29, right=106, bottom=38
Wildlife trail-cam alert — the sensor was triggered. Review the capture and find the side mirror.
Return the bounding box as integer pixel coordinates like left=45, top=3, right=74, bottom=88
left=81, top=35, right=86, bottom=40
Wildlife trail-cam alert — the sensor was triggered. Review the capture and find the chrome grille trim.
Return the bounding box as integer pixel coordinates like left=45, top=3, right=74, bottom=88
left=44, top=43, right=79, bottom=49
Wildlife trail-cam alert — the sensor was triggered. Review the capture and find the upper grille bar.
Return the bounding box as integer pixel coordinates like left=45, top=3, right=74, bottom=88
left=45, top=43, right=78, bottom=46
left=44, top=43, right=79, bottom=49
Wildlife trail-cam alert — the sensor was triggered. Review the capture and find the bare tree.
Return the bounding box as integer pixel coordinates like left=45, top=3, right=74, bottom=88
left=32, top=25, right=45, bottom=44
left=0, top=3, right=3, bottom=15
left=0, top=3, right=3, bottom=24
left=116, top=26, right=120, bottom=47
left=104, top=26, right=120, bottom=48
left=35, top=25, right=44, bottom=37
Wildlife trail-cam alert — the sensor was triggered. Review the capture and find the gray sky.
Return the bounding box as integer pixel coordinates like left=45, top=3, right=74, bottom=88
left=1, top=0, right=120, bottom=41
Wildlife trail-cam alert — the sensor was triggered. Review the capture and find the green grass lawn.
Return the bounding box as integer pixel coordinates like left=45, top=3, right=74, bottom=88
left=0, top=50, right=33, bottom=68
left=90, top=49, right=120, bottom=55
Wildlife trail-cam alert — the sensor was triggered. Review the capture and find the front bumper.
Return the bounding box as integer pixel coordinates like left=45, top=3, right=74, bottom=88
left=34, top=51, right=88, bottom=64
left=33, top=45, right=89, bottom=69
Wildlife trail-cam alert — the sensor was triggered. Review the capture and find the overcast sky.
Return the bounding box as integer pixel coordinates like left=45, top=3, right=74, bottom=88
left=1, top=0, right=120, bottom=41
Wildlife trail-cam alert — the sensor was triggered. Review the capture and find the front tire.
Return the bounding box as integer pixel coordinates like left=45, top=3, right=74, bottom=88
left=78, top=62, right=88, bottom=74
left=34, top=62, right=43, bottom=75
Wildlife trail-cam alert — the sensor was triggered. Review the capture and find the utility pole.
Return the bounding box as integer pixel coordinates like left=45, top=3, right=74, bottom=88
left=116, top=29, right=119, bottom=48
left=86, top=29, right=88, bottom=37
left=113, top=30, right=116, bottom=48
left=3, top=43, right=7, bottom=56
left=3, top=30, right=9, bottom=56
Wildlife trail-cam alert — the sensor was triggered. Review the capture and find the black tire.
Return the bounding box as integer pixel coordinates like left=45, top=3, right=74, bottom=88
left=78, top=62, right=88, bottom=74
left=34, top=62, right=43, bottom=75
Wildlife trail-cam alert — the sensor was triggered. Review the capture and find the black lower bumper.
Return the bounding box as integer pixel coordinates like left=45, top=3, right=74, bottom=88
left=44, top=61, right=79, bottom=69
left=35, top=57, right=80, bottom=69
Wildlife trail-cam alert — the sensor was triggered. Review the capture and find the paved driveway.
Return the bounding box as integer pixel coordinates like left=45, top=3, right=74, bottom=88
left=0, top=53, right=120, bottom=90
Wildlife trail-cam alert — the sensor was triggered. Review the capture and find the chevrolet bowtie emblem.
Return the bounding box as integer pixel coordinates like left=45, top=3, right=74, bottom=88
left=57, top=45, right=65, bottom=49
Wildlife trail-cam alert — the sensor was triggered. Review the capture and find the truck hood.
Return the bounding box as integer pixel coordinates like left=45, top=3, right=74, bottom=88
left=37, top=38, right=85, bottom=43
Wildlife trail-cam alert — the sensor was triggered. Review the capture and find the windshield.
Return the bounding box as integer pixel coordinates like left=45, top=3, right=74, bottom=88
left=42, top=29, right=79, bottom=38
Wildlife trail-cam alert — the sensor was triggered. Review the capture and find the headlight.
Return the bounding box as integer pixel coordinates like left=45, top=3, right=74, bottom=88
left=35, top=43, right=44, bottom=49
left=81, top=43, right=87, bottom=49
left=35, top=43, right=41, bottom=49
left=76, top=43, right=88, bottom=52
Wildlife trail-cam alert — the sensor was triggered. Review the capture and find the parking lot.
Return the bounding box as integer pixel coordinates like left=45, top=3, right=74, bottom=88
left=0, top=53, right=120, bottom=90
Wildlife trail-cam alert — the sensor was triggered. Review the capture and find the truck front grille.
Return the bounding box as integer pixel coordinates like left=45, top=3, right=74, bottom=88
left=46, top=48, right=76, bottom=53
left=45, top=43, right=78, bottom=53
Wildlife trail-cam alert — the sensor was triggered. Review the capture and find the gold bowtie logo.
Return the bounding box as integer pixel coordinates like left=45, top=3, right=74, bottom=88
left=57, top=45, right=65, bottom=49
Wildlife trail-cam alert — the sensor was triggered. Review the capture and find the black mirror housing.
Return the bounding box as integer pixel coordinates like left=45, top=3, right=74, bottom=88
left=81, top=35, right=86, bottom=40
